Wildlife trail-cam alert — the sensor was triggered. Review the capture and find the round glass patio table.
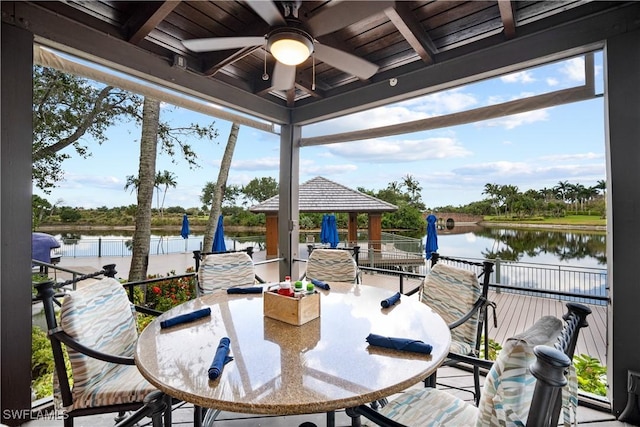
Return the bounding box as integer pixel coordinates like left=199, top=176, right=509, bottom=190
left=134, top=282, right=451, bottom=415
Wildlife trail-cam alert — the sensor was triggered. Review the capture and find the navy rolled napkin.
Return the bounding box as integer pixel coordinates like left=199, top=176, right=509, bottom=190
left=160, top=307, right=211, bottom=329
left=227, top=287, right=263, bottom=294
left=208, top=337, right=234, bottom=380
left=381, top=292, right=401, bottom=308
left=310, top=278, right=330, bottom=290
left=366, top=333, right=432, bottom=354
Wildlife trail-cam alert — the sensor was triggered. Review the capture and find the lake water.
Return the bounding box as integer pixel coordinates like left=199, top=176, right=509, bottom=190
left=50, top=225, right=606, bottom=269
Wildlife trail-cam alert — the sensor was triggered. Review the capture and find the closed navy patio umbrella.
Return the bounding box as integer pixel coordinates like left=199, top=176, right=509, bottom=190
left=212, top=215, right=227, bottom=252
left=425, top=214, right=438, bottom=260
left=321, top=214, right=339, bottom=248
left=181, top=214, right=190, bottom=252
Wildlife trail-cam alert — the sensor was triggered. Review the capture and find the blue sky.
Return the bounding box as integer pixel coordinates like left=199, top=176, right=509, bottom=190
left=34, top=52, right=606, bottom=210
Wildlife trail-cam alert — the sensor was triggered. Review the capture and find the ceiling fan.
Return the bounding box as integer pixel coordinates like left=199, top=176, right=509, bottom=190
left=181, top=0, right=393, bottom=91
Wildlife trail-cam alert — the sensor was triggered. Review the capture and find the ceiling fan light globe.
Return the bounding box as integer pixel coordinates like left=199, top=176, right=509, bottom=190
left=268, top=31, right=313, bottom=66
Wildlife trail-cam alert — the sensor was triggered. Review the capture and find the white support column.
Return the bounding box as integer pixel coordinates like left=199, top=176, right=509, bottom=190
left=1, top=24, right=34, bottom=426
left=278, top=124, right=301, bottom=281
left=604, top=27, right=640, bottom=417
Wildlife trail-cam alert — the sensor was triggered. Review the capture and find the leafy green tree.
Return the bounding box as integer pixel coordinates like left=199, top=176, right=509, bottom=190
left=242, top=177, right=279, bottom=205
left=33, top=66, right=218, bottom=192
left=200, top=183, right=241, bottom=209
left=32, top=195, right=53, bottom=230
left=59, top=206, right=81, bottom=223
left=33, top=66, right=141, bottom=192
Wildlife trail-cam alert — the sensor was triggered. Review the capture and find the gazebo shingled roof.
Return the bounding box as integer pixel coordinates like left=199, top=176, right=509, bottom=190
left=250, top=176, right=397, bottom=258
left=250, top=176, right=398, bottom=214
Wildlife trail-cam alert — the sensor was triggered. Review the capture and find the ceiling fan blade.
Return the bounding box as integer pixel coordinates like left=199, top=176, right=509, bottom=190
left=246, top=0, right=286, bottom=26
left=272, top=62, right=296, bottom=91
left=314, top=44, right=379, bottom=80
left=307, top=1, right=395, bottom=37
left=182, top=36, right=265, bottom=52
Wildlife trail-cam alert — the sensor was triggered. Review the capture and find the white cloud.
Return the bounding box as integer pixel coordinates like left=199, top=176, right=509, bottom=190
left=454, top=161, right=533, bottom=177
left=538, top=152, right=604, bottom=162
left=304, top=88, right=478, bottom=136
left=60, top=173, right=123, bottom=190
left=403, top=88, right=479, bottom=115
left=559, top=57, right=585, bottom=82
left=452, top=160, right=605, bottom=184
left=231, top=157, right=280, bottom=170
left=546, top=77, right=559, bottom=86
left=302, top=164, right=358, bottom=174
left=501, top=71, right=536, bottom=84
left=477, top=109, right=549, bottom=129
left=327, top=137, right=472, bottom=162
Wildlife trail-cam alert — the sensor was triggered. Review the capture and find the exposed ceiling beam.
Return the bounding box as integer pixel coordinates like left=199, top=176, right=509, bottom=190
left=385, top=2, right=437, bottom=64
left=498, top=0, right=516, bottom=39
left=126, top=1, right=180, bottom=45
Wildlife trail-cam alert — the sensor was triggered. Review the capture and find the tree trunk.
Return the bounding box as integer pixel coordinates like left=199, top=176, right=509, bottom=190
left=203, top=123, right=240, bottom=252
left=128, top=97, right=160, bottom=281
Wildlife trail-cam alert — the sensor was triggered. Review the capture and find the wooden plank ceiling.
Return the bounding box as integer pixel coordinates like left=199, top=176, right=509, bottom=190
left=22, top=1, right=629, bottom=110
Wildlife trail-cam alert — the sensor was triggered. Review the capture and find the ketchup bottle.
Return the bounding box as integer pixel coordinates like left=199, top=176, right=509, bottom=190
left=278, top=276, right=294, bottom=297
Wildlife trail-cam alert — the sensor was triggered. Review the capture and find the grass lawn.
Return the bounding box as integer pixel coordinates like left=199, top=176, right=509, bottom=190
left=483, top=215, right=606, bottom=227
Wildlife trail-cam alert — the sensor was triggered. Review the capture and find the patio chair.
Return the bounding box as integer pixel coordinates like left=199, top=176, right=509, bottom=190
left=195, top=250, right=260, bottom=296
left=347, top=302, right=592, bottom=427
left=305, top=248, right=361, bottom=283
left=34, top=275, right=170, bottom=427
left=418, top=256, right=495, bottom=405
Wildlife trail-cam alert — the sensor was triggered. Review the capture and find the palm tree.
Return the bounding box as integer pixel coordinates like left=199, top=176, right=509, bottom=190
left=203, top=123, right=241, bottom=252
left=595, top=179, right=607, bottom=197
left=483, top=183, right=501, bottom=216
left=124, top=175, right=139, bottom=194
left=155, top=170, right=177, bottom=218
left=554, top=181, right=570, bottom=204
left=129, top=97, right=160, bottom=281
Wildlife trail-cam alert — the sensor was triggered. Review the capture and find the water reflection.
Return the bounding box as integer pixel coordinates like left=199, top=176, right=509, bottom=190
left=48, top=226, right=606, bottom=267
left=473, top=227, right=606, bottom=265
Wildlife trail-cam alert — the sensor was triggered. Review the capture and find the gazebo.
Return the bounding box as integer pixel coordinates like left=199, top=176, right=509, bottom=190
left=250, top=176, right=397, bottom=258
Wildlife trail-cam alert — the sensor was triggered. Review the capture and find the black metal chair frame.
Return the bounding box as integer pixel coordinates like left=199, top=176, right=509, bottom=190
left=346, top=301, right=592, bottom=427
left=33, top=264, right=171, bottom=427
left=419, top=252, right=496, bottom=406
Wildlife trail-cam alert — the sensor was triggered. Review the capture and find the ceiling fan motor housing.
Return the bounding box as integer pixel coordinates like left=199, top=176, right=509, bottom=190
left=267, top=22, right=314, bottom=66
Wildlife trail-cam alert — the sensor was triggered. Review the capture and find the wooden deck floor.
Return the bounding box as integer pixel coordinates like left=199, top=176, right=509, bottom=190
left=488, top=291, right=608, bottom=364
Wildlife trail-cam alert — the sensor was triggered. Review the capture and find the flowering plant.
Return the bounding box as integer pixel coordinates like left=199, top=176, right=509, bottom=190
left=144, top=268, right=196, bottom=312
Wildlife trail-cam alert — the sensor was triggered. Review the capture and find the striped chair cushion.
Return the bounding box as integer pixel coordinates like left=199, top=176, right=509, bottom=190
left=306, top=249, right=358, bottom=282
left=420, top=263, right=481, bottom=354
left=198, top=251, right=256, bottom=295
left=377, top=316, right=563, bottom=427
left=59, top=278, right=155, bottom=410
left=379, top=388, right=478, bottom=426
left=476, top=315, right=563, bottom=426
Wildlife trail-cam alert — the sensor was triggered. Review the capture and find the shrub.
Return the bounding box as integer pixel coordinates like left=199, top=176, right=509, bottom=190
left=574, top=353, right=607, bottom=396
left=31, top=326, right=71, bottom=400
left=143, top=269, right=196, bottom=313
left=479, top=337, right=502, bottom=360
